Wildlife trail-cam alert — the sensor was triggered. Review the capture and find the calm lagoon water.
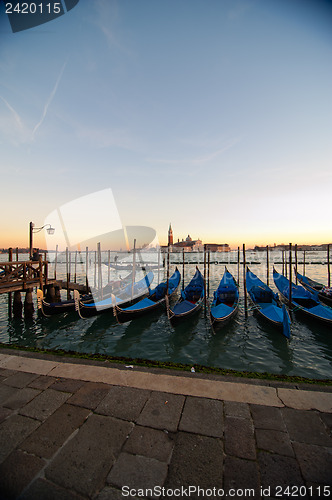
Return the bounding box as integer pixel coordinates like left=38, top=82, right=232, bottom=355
left=0, top=250, right=331, bottom=380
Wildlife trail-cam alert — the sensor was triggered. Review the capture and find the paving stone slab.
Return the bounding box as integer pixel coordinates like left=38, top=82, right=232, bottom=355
left=19, top=388, right=70, bottom=421
left=223, top=455, right=260, bottom=493
left=165, top=432, right=223, bottom=493
left=0, top=368, right=17, bottom=378
left=0, top=406, right=12, bottom=424
left=281, top=407, right=332, bottom=446
left=107, top=452, right=168, bottom=496
left=224, top=400, right=251, bottom=419
left=50, top=377, right=85, bottom=393
left=0, top=414, right=40, bottom=464
left=28, top=375, right=56, bottom=390
left=0, top=449, right=45, bottom=499
left=67, top=381, right=110, bottom=410
left=3, top=387, right=40, bottom=410
left=258, top=451, right=305, bottom=490
left=0, top=354, right=57, bottom=375
left=250, top=404, right=286, bottom=431
left=255, top=428, right=294, bottom=457
left=124, top=424, right=175, bottom=463
left=95, top=385, right=150, bottom=422
left=320, top=412, right=332, bottom=436
left=278, top=387, right=332, bottom=413
left=21, top=403, right=90, bottom=459
left=293, top=442, right=332, bottom=485
left=20, top=478, right=87, bottom=500
left=137, top=391, right=185, bottom=432
left=0, top=384, right=18, bottom=405
left=179, top=396, right=223, bottom=437
left=45, top=414, right=134, bottom=497
left=2, top=371, right=39, bottom=388
left=224, top=415, right=256, bottom=460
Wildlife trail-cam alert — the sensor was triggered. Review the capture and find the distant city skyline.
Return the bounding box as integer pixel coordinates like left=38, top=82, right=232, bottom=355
left=1, top=0, right=331, bottom=250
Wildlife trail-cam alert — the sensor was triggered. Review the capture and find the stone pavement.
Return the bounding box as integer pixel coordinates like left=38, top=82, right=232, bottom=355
left=0, top=348, right=331, bottom=500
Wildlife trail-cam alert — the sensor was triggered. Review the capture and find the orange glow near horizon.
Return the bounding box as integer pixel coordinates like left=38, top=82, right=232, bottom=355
left=1, top=226, right=331, bottom=252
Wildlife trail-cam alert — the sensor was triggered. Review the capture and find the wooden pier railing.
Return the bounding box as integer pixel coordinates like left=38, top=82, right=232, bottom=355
left=0, top=258, right=54, bottom=294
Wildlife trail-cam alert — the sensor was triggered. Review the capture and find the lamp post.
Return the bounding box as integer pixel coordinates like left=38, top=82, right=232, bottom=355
left=29, top=221, right=55, bottom=259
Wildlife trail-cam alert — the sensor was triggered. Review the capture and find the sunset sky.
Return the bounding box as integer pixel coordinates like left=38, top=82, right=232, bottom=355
left=1, top=0, right=331, bottom=251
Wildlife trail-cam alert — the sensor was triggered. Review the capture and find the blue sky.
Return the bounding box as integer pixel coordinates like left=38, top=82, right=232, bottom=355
left=1, top=0, right=331, bottom=249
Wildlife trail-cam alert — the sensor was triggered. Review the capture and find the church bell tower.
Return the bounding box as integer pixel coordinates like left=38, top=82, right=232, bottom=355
left=168, top=223, right=173, bottom=246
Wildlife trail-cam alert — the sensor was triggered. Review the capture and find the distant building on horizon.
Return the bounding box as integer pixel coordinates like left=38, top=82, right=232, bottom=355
left=164, top=224, right=229, bottom=252
left=205, top=243, right=230, bottom=252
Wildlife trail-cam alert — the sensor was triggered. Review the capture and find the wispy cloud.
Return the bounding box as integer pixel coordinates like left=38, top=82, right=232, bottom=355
left=0, top=94, right=31, bottom=145
left=0, top=95, right=24, bottom=130
left=94, top=0, right=134, bottom=57
left=32, top=60, right=67, bottom=139
left=0, top=60, right=67, bottom=145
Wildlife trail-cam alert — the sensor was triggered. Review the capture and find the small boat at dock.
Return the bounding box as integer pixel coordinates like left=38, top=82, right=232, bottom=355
left=209, top=267, right=239, bottom=329
left=296, top=271, right=332, bottom=307
left=166, top=267, right=204, bottom=325
left=74, top=271, right=154, bottom=318
left=246, top=268, right=291, bottom=338
left=273, top=268, right=332, bottom=327
left=114, top=268, right=181, bottom=323
left=37, top=273, right=134, bottom=317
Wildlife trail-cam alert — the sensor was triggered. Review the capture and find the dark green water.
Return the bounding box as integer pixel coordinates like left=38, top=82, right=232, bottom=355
left=1, top=251, right=331, bottom=379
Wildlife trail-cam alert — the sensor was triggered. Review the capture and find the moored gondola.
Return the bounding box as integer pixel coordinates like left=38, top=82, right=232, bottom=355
left=37, top=273, right=133, bottom=318
left=75, top=271, right=154, bottom=318
left=273, top=268, right=332, bottom=327
left=209, top=267, right=239, bottom=329
left=296, top=271, right=332, bottom=307
left=246, top=268, right=290, bottom=338
left=113, top=268, right=181, bottom=323
left=167, top=267, right=204, bottom=325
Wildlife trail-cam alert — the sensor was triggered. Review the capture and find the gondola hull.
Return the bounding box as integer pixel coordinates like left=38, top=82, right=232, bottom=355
left=246, top=268, right=291, bottom=338
left=76, top=271, right=154, bottom=318
left=167, top=267, right=204, bottom=325
left=210, top=268, right=239, bottom=328
left=273, top=269, right=332, bottom=327
left=296, top=272, right=332, bottom=307
left=114, top=268, right=181, bottom=323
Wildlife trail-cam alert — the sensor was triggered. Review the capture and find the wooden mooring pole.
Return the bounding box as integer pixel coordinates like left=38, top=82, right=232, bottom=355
left=108, top=250, right=111, bottom=284
left=85, top=247, right=89, bottom=291
left=131, top=239, right=136, bottom=300
left=289, top=243, right=292, bottom=310
left=207, top=250, right=210, bottom=298
left=157, top=247, right=160, bottom=285
left=8, top=248, right=13, bottom=318
left=237, top=246, right=240, bottom=284
left=266, top=245, right=269, bottom=286
left=54, top=244, right=58, bottom=280
left=203, top=245, right=207, bottom=314
left=13, top=290, right=23, bottom=318
left=66, top=248, right=70, bottom=299
left=94, top=251, right=97, bottom=289
left=97, top=242, right=102, bottom=298
left=182, top=248, right=185, bottom=291
left=74, top=250, right=77, bottom=283
left=24, top=289, right=34, bottom=318
left=328, top=244, right=331, bottom=288
left=243, top=243, right=248, bottom=317
left=303, top=250, right=306, bottom=276
left=295, top=244, right=298, bottom=284
left=282, top=249, right=285, bottom=276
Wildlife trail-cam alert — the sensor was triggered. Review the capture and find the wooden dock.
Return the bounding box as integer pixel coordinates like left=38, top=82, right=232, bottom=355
left=0, top=256, right=89, bottom=295
left=0, top=259, right=56, bottom=294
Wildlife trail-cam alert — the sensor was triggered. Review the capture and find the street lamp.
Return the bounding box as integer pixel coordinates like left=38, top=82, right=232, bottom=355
left=29, top=221, right=55, bottom=259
